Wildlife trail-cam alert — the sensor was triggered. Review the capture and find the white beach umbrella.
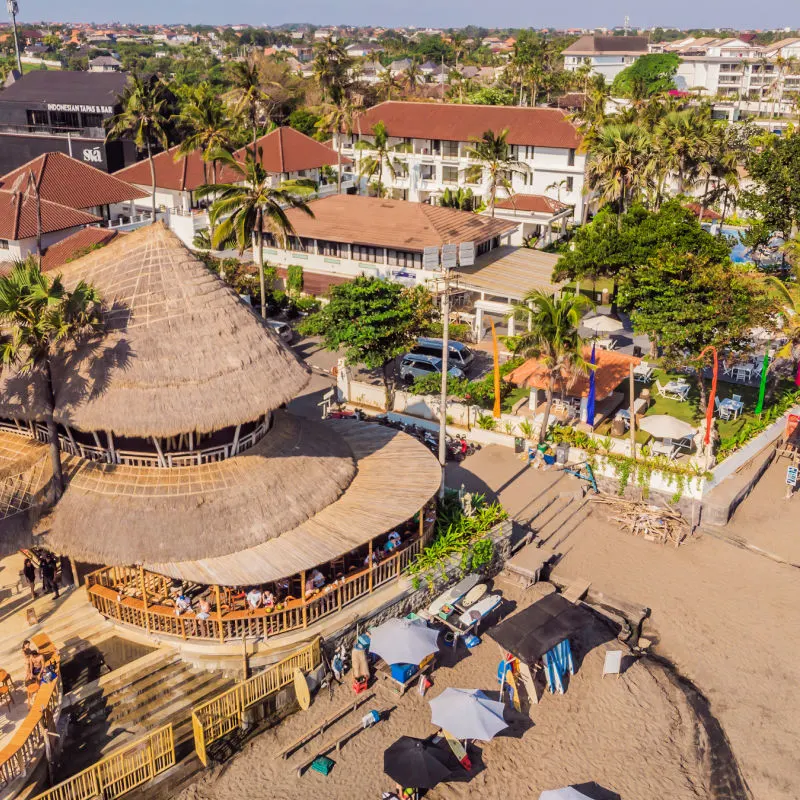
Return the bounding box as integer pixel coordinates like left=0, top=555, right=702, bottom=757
left=429, top=688, right=508, bottom=741
left=539, top=789, right=593, bottom=800
left=369, top=618, right=440, bottom=665
left=582, top=315, right=624, bottom=334
left=638, top=415, right=695, bottom=440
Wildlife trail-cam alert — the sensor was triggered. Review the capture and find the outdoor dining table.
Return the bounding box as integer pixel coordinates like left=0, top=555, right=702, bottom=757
left=663, top=380, right=690, bottom=400
left=720, top=397, right=745, bottom=419
left=633, top=364, right=653, bottom=382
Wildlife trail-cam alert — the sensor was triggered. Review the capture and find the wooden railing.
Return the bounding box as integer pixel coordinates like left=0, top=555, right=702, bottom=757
left=30, top=724, right=174, bottom=800
left=0, top=666, right=62, bottom=788
left=192, top=639, right=320, bottom=766
left=85, top=526, right=433, bottom=644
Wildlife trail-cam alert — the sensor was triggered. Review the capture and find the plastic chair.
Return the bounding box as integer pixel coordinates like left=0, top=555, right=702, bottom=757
left=0, top=669, right=13, bottom=710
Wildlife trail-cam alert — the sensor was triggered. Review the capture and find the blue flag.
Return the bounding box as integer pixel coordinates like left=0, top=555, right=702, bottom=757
left=586, top=342, right=596, bottom=428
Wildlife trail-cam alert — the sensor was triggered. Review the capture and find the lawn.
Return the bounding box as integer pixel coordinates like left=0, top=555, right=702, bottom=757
left=21, top=63, right=61, bottom=73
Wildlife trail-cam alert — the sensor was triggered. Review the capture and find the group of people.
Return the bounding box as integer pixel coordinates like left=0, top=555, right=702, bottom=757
left=21, top=639, right=55, bottom=705
left=22, top=552, right=73, bottom=601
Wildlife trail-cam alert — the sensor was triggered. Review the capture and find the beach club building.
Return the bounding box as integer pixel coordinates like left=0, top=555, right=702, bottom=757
left=332, top=101, right=587, bottom=223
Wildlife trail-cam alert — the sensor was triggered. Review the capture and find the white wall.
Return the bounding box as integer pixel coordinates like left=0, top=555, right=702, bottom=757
left=0, top=227, right=86, bottom=263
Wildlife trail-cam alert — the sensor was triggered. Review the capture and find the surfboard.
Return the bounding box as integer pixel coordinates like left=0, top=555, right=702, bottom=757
left=293, top=667, right=311, bottom=711
left=444, top=731, right=472, bottom=770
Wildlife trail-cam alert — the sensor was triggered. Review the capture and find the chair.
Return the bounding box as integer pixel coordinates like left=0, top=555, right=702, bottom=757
left=732, top=394, right=742, bottom=404
left=0, top=669, right=13, bottom=710
left=655, top=379, right=669, bottom=399
left=715, top=397, right=732, bottom=420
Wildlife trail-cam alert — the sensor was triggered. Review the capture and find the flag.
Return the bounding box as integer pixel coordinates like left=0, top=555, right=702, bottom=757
left=490, top=320, right=501, bottom=418
left=796, top=359, right=800, bottom=388
left=586, top=342, right=596, bottom=428
left=754, top=351, right=770, bottom=415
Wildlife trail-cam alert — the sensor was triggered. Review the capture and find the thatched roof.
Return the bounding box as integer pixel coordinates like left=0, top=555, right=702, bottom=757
left=0, top=430, right=47, bottom=479
left=40, top=411, right=357, bottom=566
left=0, top=224, right=310, bottom=437
left=145, top=419, right=441, bottom=585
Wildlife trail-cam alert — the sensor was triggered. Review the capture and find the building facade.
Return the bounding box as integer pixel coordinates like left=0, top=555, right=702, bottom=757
left=333, top=102, right=586, bottom=223
left=562, top=35, right=649, bottom=82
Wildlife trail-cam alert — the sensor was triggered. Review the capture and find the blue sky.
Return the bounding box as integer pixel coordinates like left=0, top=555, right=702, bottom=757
left=13, top=0, right=797, bottom=29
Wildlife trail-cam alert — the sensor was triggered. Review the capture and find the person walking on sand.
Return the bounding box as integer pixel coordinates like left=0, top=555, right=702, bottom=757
left=23, top=558, right=36, bottom=600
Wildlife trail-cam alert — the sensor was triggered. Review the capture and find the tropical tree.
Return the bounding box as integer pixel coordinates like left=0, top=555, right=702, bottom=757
left=199, top=149, right=315, bottom=318
left=513, top=291, right=594, bottom=443
left=404, top=60, right=423, bottom=92
left=316, top=95, right=353, bottom=195
left=653, top=108, right=713, bottom=195
left=106, top=73, right=170, bottom=222
left=228, top=60, right=272, bottom=158
left=464, top=129, right=529, bottom=217
left=0, top=259, right=103, bottom=500
left=355, top=120, right=411, bottom=197
left=377, top=67, right=399, bottom=100
left=312, top=40, right=352, bottom=102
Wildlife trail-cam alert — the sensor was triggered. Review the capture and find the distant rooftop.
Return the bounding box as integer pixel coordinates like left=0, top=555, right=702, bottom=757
left=0, top=70, right=128, bottom=107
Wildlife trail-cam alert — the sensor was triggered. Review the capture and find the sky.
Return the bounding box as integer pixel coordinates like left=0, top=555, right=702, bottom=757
left=12, top=0, right=798, bottom=30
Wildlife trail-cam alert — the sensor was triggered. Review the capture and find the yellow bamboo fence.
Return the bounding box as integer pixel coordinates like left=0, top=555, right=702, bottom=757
left=192, top=639, right=320, bottom=766
left=30, top=724, right=175, bottom=800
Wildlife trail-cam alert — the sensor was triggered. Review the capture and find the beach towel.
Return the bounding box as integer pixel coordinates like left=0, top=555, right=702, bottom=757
left=542, top=639, right=574, bottom=694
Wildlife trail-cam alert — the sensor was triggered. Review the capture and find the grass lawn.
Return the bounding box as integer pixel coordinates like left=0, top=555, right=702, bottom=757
left=21, top=63, right=61, bottom=73
left=501, top=386, right=529, bottom=413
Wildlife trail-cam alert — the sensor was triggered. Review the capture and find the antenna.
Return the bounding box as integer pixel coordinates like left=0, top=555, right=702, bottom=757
left=623, top=16, right=630, bottom=36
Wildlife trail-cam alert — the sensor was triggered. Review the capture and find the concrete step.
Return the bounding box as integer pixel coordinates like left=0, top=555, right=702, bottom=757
left=105, top=663, right=199, bottom=724
left=537, top=496, right=592, bottom=548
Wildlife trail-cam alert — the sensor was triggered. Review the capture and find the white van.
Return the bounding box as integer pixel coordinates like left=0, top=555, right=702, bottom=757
left=267, top=320, right=293, bottom=344
left=412, top=337, right=474, bottom=373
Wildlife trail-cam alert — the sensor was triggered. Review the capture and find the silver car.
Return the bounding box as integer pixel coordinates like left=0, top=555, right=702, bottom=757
left=399, top=353, right=465, bottom=382
left=267, top=320, right=293, bottom=344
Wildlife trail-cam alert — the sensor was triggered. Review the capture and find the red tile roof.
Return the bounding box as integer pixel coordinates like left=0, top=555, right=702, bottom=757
left=0, top=152, right=148, bottom=211
left=40, top=227, right=121, bottom=271
left=494, top=194, right=569, bottom=214
left=0, top=191, right=101, bottom=241
left=353, top=101, right=582, bottom=149
left=683, top=202, right=722, bottom=222
left=283, top=194, right=517, bottom=251
left=114, top=127, right=346, bottom=192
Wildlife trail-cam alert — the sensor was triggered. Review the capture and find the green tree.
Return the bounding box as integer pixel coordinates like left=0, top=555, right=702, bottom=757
left=355, top=120, right=411, bottom=197
left=106, top=73, right=170, bottom=222
left=312, top=40, right=352, bottom=103
left=653, top=108, right=714, bottom=196
left=512, top=291, right=594, bottom=443
left=199, top=149, right=315, bottom=318
left=288, top=108, right=321, bottom=137
left=464, top=128, right=529, bottom=216
left=228, top=60, right=273, bottom=158
left=300, top=276, right=434, bottom=402
left=0, top=259, right=103, bottom=499
left=403, top=60, right=423, bottom=92
left=464, top=86, right=515, bottom=106
left=611, top=53, right=680, bottom=98
left=316, top=97, right=354, bottom=195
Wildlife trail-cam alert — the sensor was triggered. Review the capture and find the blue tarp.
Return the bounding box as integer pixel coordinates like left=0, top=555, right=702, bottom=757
left=542, top=639, right=574, bottom=694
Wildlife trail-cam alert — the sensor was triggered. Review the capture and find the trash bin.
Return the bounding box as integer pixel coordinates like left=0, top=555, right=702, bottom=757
left=514, top=436, right=525, bottom=454
left=556, top=442, right=570, bottom=465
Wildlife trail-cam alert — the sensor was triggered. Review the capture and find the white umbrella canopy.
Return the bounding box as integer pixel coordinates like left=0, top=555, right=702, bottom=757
left=369, top=618, right=440, bottom=665
left=539, top=789, right=593, bottom=800
left=429, top=688, right=508, bottom=741
left=582, top=315, right=624, bottom=334
left=639, top=414, right=695, bottom=440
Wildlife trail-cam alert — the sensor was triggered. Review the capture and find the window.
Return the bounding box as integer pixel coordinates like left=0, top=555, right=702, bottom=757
left=352, top=244, right=382, bottom=263
left=49, top=110, right=80, bottom=130
left=26, top=109, right=48, bottom=128
left=566, top=176, right=574, bottom=192
left=441, top=140, right=459, bottom=157
left=319, top=240, right=341, bottom=257
left=0, top=240, right=8, bottom=250
left=81, top=112, right=104, bottom=129
left=432, top=139, right=441, bottom=154
left=290, top=237, right=311, bottom=253
left=567, top=148, right=575, bottom=167
left=387, top=249, right=422, bottom=268
left=420, top=165, right=435, bottom=180
left=442, top=166, right=459, bottom=184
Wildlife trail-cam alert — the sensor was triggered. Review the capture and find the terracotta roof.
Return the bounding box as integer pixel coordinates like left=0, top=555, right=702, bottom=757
left=494, top=194, right=569, bottom=214
left=683, top=202, right=721, bottom=222
left=114, top=127, right=346, bottom=192
left=40, top=227, right=121, bottom=271
left=0, top=190, right=100, bottom=241
left=353, top=101, right=582, bottom=149
left=282, top=195, right=517, bottom=251
left=563, top=35, right=649, bottom=55
left=0, top=152, right=148, bottom=210
left=506, top=346, right=640, bottom=401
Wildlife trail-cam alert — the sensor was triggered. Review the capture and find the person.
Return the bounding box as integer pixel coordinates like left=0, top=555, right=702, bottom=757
left=175, top=594, right=191, bottom=615
left=304, top=576, right=316, bottom=598
left=310, top=569, right=325, bottom=589
left=196, top=597, right=211, bottom=620
left=262, top=590, right=275, bottom=610
left=59, top=555, right=74, bottom=588
left=23, top=558, right=36, bottom=600
left=246, top=587, right=263, bottom=610
left=41, top=556, right=55, bottom=595
left=384, top=537, right=398, bottom=553
left=26, top=646, right=44, bottom=683
left=47, top=556, right=59, bottom=599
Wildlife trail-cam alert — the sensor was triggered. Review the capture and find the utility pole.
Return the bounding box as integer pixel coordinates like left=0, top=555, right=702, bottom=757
left=6, top=0, right=22, bottom=75
left=437, top=263, right=450, bottom=500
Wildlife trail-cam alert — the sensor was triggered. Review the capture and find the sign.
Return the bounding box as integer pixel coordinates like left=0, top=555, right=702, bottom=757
left=47, top=103, right=114, bottom=114
left=787, top=466, right=798, bottom=487
left=602, top=650, right=623, bottom=677
left=458, top=241, right=475, bottom=266
left=422, top=246, right=439, bottom=270
left=82, top=147, right=103, bottom=164
left=441, top=243, right=458, bottom=269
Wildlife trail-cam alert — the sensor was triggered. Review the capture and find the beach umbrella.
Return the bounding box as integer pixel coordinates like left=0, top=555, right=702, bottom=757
left=582, top=315, right=624, bottom=334
left=638, top=415, right=695, bottom=440
left=539, top=790, right=593, bottom=800
left=384, top=736, right=459, bottom=789
left=586, top=341, right=596, bottom=428
left=429, top=688, right=508, bottom=741
left=369, top=618, right=440, bottom=665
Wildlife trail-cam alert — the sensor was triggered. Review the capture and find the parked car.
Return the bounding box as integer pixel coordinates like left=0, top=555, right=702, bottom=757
left=412, top=337, right=474, bottom=373
left=399, top=353, right=465, bottom=383
left=267, top=320, right=293, bottom=344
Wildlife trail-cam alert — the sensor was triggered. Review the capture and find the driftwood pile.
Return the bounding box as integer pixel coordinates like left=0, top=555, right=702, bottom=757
left=590, top=494, right=690, bottom=547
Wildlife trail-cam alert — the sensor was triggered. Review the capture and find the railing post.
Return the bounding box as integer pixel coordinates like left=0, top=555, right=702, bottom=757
left=215, top=585, right=225, bottom=643
left=301, top=571, right=308, bottom=629
left=368, top=540, right=374, bottom=593
left=419, top=505, right=424, bottom=539
left=139, top=566, right=151, bottom=634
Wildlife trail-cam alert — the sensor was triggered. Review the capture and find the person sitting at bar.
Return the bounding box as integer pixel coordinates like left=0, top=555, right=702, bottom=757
left=196, top=597, right=212, bottom=620
left=310, top=569, right=326, bottom=589
left=246, top=586, right=263, bottom=610
left=384, top=537, right=399, bottom=553
left=175, top=594, right=191, bottom=615
left=262, top=589, right=275, bottom=610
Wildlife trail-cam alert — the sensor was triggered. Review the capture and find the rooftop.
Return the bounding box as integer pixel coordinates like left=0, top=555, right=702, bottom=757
left=353, top=101, right=582, bottom=149
left=563, top=34, right=649, bottom=56
left=494, top=194, right=570, bottom=215
left=0, top=152, right=147, bottom=210
left=40, top=226, right=121, bottom=271
left=0, top=70, right=128, bottom=107
left=0, top=189, right=99, bottom=241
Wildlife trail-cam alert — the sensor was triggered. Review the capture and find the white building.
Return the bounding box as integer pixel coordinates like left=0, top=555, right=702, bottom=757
left=333, top=101, right=586, bottom=223
left=562, top=35, right=649, bottom=82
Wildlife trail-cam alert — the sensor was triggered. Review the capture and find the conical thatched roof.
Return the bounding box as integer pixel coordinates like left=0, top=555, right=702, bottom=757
left=40, top=411, right=358, bottom=566
left=0, top=223, right=310, bottom=437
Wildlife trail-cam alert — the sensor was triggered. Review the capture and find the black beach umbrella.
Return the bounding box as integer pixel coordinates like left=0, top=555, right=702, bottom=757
left=384, top=736, right=459, bottom=789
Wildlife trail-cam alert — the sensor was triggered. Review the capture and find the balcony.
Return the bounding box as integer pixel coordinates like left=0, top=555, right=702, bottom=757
left=0, top=123, right=106, bottom=139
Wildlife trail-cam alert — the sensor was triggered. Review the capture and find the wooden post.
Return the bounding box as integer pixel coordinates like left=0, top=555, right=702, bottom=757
left=367, top=540, right=374, bottom=593
left=139, top=566, right=150, bottom=634
left=64, top=424, right=78, bottom=453
left=106, top=431, right=116, bottom=464
left=301, top=571, right=308, bottom=628
left=419, top=506, right=424, bottom=540
left=231, top=424, right=242, bottom=455
left=215, top=585, right=225, bottom=643
left=629, top=363, right=637, bottom=457
left=152, top=437, right=167, bottom=468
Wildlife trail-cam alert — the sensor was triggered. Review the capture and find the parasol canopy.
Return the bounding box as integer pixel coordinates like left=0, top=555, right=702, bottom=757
left=369, top=618, right=440, bottom=665
left=638, top=415, right=695, bottom=440
left=429, top=688, right=508, bottom=741
left=383, top=736, right=459, bottom=789
left=582, top=315, right=624, bottom=334
left=539, top=790, right=594, bottom=800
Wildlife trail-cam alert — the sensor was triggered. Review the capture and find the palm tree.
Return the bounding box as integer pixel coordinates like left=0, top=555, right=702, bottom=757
left=654, top=108, right=714, bottom=196
left=316, top=92, right=353, bottom=195
left=312, top=40, right=352, bottom=102
left=355, top=120, right=410, bottom=197
left=377, top=67, right=399, bottom=100
left=404, top=60, right=423, bottom=93
left=106, top=73, right=170, bottom=223
left=464, top=129, right=529, bottom=217
left=513, top=290, right=594, bottom=444
left=228, top=60, right=271, bottom=159
left=0, top=258, right=103, bottom=500
left=199, top=149, right=315, bottom=319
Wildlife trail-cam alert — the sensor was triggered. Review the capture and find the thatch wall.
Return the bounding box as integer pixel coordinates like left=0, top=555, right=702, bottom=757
left=0, top=224, right=310, bottom=438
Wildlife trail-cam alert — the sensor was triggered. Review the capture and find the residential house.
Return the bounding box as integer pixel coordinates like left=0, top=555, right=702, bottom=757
left=388, top=58, right=412, bottom=76
left=89, top=55, right=122, bottom=72
left=562, top=35, right=649, bottom=81
left=335, top=101, right=586, bottom=222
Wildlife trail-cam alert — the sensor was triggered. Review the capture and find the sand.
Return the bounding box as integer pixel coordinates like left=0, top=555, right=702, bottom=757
left=178, top=586, right=708, bottom=800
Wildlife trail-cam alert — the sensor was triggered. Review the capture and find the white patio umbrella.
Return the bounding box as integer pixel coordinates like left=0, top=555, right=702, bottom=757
left=429, top=688, right=508, bottom=741
left=539, top=789, right=593, bottom=800
left=639, top=414, right=695, bottom=440
left=582, top=314, right=624, bottom=334
left=369, top=618, right=440, bottom=665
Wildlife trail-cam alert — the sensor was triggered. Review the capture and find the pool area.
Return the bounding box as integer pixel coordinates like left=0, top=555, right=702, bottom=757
left=704, top=225, right=784, bottom=266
